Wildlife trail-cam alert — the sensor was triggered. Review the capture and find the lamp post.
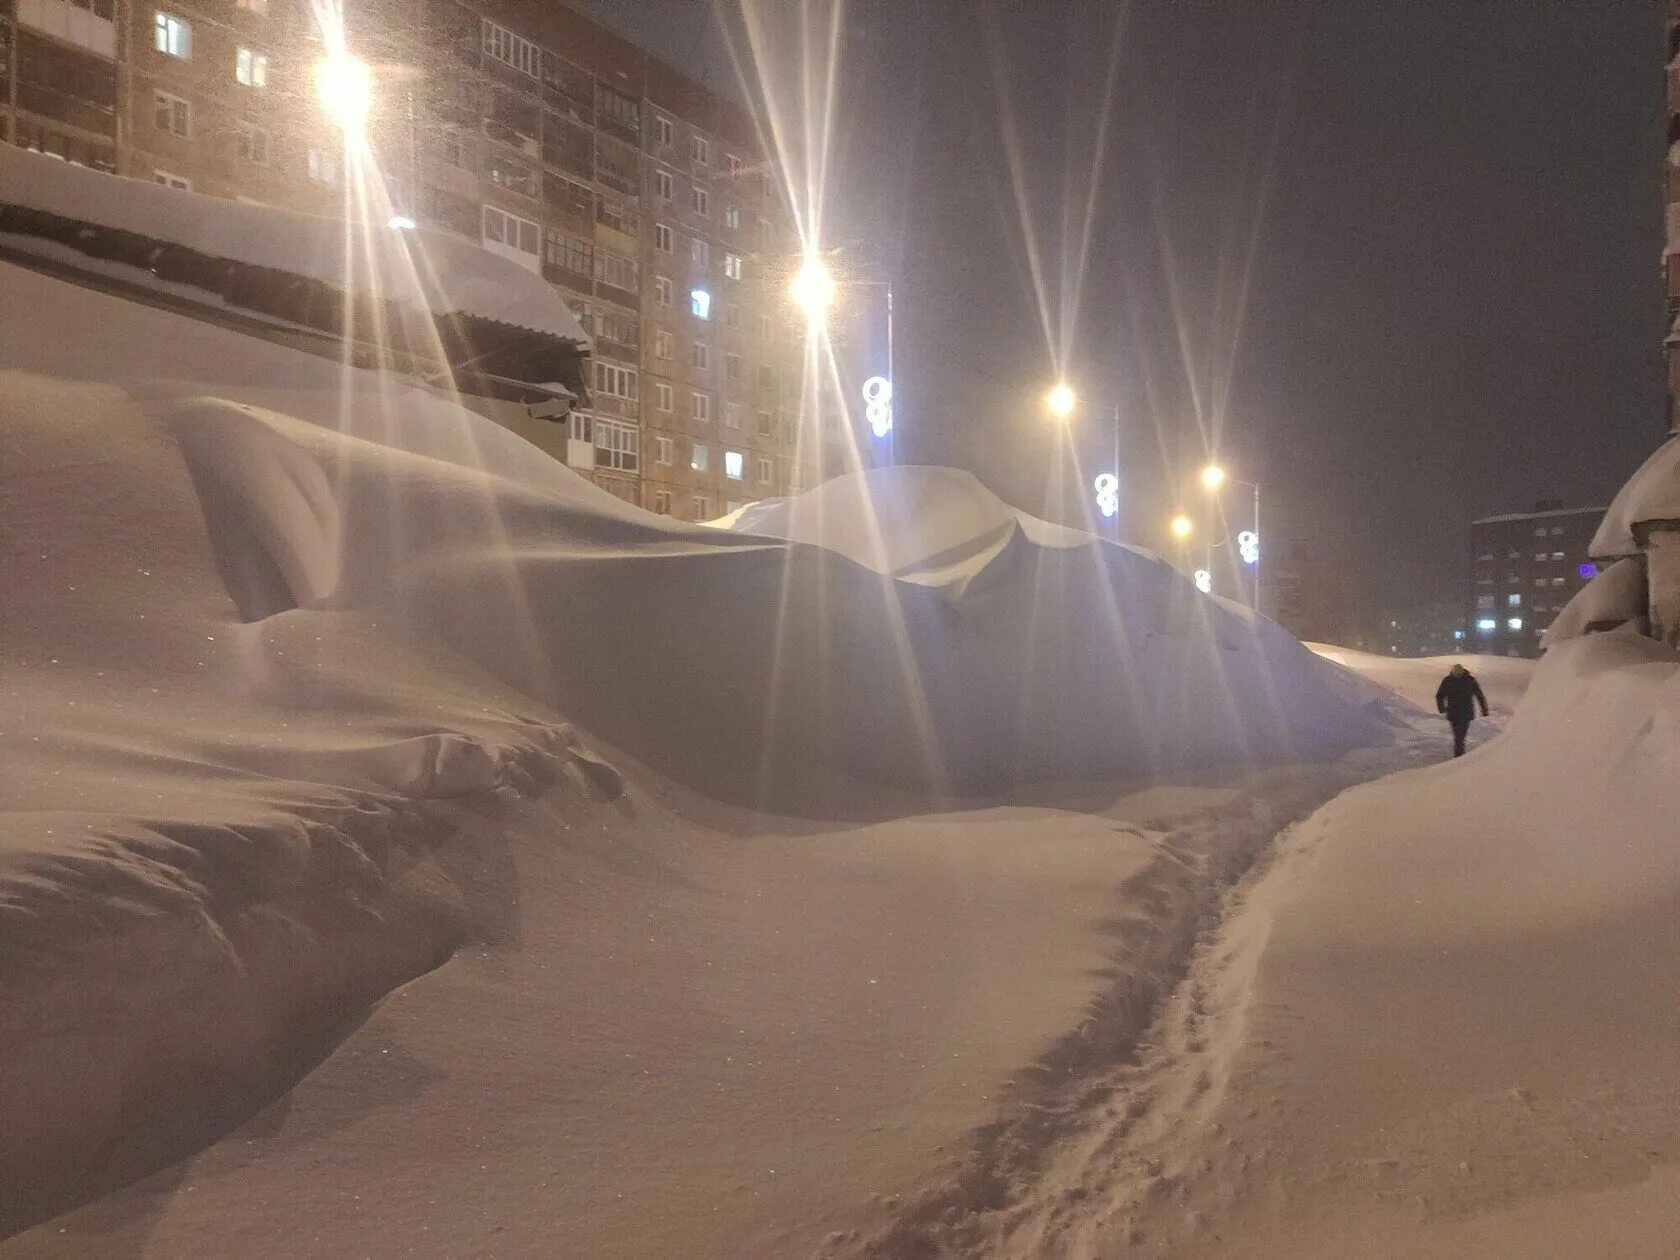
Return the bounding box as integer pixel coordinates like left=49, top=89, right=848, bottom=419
left=314, top=50, right=373, bottom=137
left=789, top=257, right=896, bottom=463
left=1045, top=383, right=1123, bottom=534
left=1200, top=463, right=1262, bottom=615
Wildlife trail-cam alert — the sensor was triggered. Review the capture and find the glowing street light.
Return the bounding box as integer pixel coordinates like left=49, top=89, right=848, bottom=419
left=315, top=50, right=373, bottom=135
left=1170, top=514, right=1193, bottom=540
left=1046, top=382, right=1077, bottom=420
left=1200, top=464, right=1227, bottom=491
left=788, top=257, right=836, bottom=319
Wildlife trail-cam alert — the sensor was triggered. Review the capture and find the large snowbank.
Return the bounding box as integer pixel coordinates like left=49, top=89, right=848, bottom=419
left=0, top=144, right=588, bottom=346
left=1592, top=433, right=1680, bottom=558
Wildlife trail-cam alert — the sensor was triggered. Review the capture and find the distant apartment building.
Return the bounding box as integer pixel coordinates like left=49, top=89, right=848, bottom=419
left=1468, top=502, right=1606, bottom=658
left=1378, top=601, right=1465, bottom=658
left=0, top=0, right=840, bottom=519
left=1667, top=0, right=1680, bottom=433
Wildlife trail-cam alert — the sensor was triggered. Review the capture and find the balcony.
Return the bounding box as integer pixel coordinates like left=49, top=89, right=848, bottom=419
left=17, top=0, right=116, bottom=58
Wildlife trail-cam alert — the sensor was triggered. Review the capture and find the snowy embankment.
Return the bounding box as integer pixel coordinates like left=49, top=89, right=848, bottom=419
left=0, top=253, right=1401, bottom=1246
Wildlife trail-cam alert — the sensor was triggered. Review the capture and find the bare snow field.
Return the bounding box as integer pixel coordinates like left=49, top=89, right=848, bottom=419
left=1, top=256, right=1408, bottom=1254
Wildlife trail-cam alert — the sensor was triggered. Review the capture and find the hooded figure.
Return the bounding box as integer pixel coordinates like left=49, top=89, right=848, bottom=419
left=1435, top=663, right=1490, bottom=757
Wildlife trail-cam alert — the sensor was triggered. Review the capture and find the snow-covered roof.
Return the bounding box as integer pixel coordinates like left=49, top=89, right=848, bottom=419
left=1592, top=434, right=1680, bottom=558
left=1470, top=505, right=1606, bottom=527
left=0, top=144, right=589, bottom=347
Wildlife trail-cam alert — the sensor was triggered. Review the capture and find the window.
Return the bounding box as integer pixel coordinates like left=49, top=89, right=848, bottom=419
left=725, top=449, right=745, bottom=481
left=442, top=129, right=474, bottom=172
left=1476, top=594, right=1495, bottom=610
left=569, top=413, right=593, bottom=445
left=1551, top=526, right=1565, bottom=535
left=691, top=238, right=711, bottom=268
left=690, top=289, right=712, bottom=320
left=591, top=307, right=640, bottom=348
left=594, top=418, right=639, bottom=471
left=724, top=253, right=743, bottom=280
left=153, top=90, right=190, bottom=137
left=691, top=394, right=710, bottom=423
left=655, top=276, right=672, bottom=307
left=655, top=330, right=673, bottom=360
left=237, top=0, right=267, bottom=12
left=656, top=115, right=673, bottom=146
left=653, top=490, right=672, bottom=515
left=153, top=170, right=191, bottom=190
left=691, top=134, right=710, bottom=166
left=757, top=313, right=772, bottom=340
left=691, top=442, right=710, bottom=471
left=757, top=364, right=776, bottom=392
left=597, top=196, right=636, bottom=236
left=307, top=147, right=339, bottom=187
left=725, top=402, right=741, bottom=429
left=655, top=223, right=674, bottom=253
left=692, top=495, right=708, bottom=518
left=656, top=169, right=673, bottom=201
left=1551, top=576, right=1566, bottom=586
left=691, top=186, right=710, bottom=217
left=1533, top=526, right=1548, bottom=537
left=592, top=361, right=639, bottom=401
left=1507, top=617, right=1523, bottom=631
left=725, top=353, right=742, bottom=383
left=727, top=153, right=742, bottom=176
left=594, top=247, right=639, bottom=291
left=597, top=84, right=639, bottom=133
left=756, top=410, right=774, bottom=436
left=655, top=382, right=674, bottom=411
left=725, top=304, right=741, bottom=330
left=489, top=157, right=536, bottom=197
left=1507, top=594, right=1521, bottom=607
left=237, top=122, right=268, bottom=163
left=544, top=230, right=592, bottom=276
left=725, top=204, right=740, bottom=230
left=235, top=47, right=267, bottom=87
left=656, top=436, right=674, bottom=465
left=483, top=19, right=538, bottom=77
left=1534, top=578, right=1547, bottom=587
left=691, top=342, right=710, bottom=371
left=757, top=457, right=773, bottom=484
left=154, top=11, right=191, bottom=58
left=482, top=204, right=539, bottom=254
left=1552, top=551, right=1566, bottom=560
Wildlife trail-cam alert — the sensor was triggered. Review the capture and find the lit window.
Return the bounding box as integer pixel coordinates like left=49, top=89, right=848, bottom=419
left=655, top=382, right=673, bottom=411
left=1551, top=551, right=1565, bottom=560
left=654, top=275, right=672, bottom=307
left=691, top=342, right=710, bottom=370
left=1507, top=616, right=1523, bottom=631
left=691, top=442, right=710, bottom=471
left=153, top=90, right=190, bottom=136
left=1507, top=594, right=1521, bottom=607
left=691, top=186, right=709, bottom=217
left=656, top=170, right=673, bottom=201
left=154, top=11, right=192, bottom=58
left=1551, top=577, right=1565, bottom=586
left=1476, top=617, right=1497, bottom=633
left=725, top=450, right=745, bottom=480
left=690, top=289, right=712, bottom=320
left=724, top=253, right=743, bottom=280
left=235, top=47, right=268, bottom=87
left=656, top=436, right=674, bottom=465
left=691, top=393, right=710, bottom=423
left=655, top=223, right=673, bottom=253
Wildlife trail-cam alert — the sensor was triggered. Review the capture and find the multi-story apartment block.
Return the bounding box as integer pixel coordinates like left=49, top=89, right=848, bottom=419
left=1, top=0, right=824, bottom=518
left=1467, top=502, right=1606, bottom=658
left=1666, top=0, right=1680, bottom=433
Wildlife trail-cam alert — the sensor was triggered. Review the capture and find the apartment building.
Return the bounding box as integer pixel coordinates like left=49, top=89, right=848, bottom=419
left=1467, top=502, right=1606, bottom=658
left=1, top=0, right=825, bottom=517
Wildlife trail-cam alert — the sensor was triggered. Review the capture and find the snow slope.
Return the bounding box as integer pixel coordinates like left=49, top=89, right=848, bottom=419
left=1306, top=643, right=1534, bottom=718
left=0, top=257, right=1401, bottom=1243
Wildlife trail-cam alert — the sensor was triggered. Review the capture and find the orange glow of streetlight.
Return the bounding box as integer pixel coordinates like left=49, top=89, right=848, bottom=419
left=1200, top=464, right=1227, bottom=491
left=1046, top=382, right=1076, bottom=420
left=788, top=256, right=836, bottom=319
left=1170, top=514, right=1193, bottom=540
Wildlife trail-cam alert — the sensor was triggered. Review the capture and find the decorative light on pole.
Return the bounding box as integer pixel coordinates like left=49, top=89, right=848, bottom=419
left=1046, top=383, right=1077, bottom=421
left=861, top=375, right=893, bottom=438
left=1093, top=472, right=1119, bottom=519
left=1170, top=514, right=1193, bottom=541
left=1194, top=568, right=1213, bottom=594
left=1237, top=530, right=1259, bottom=566
left=1200, top=462, right=1263, bottom=616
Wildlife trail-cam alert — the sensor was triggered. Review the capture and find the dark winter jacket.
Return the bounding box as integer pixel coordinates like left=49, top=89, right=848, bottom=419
left=1435, top=671, right=1489, bottom=724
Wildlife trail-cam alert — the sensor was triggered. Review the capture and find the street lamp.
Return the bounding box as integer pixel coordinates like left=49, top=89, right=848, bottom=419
left=1198, top=461, right=1262, bottom=615
left=314, top=50, right=373, bottom=135
left=1170, top=514, right=1193, bottom=540
left=1046, top=382, right=1076, bottom=421
left=788, top=257, right=836, bottom=321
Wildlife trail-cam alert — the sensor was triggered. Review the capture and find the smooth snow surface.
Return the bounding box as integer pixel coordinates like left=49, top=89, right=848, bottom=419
left=1592, top=432, right=1680, bottom=557
left=0, top=144, right=589, bottom=346
left=1543, top=555, right=1648, bottom=646
left=1305, top=643, right=1534, bottom=717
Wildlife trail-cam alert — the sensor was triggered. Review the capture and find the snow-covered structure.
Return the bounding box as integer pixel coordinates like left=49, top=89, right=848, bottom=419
left=1584, top=437, right=1680, bottom=647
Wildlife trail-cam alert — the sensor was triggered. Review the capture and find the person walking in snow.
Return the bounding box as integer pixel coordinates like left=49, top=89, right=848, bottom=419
left=1435, top=663, right=1490, bottom=758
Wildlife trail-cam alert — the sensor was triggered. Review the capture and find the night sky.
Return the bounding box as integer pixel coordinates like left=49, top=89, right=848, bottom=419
left=577, top=0, right=1664, bottom=627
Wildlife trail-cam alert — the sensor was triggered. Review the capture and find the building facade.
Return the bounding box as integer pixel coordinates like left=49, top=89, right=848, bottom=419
left=1, top=0, right=826, bottom=518
left=1667, top=0, right=1680, bottom=434
left=1468, top=503, right=1606, bottom=658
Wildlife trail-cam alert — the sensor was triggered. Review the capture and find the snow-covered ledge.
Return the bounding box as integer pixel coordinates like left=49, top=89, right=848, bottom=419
left=1592, top=435, right=1680, bottom=648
